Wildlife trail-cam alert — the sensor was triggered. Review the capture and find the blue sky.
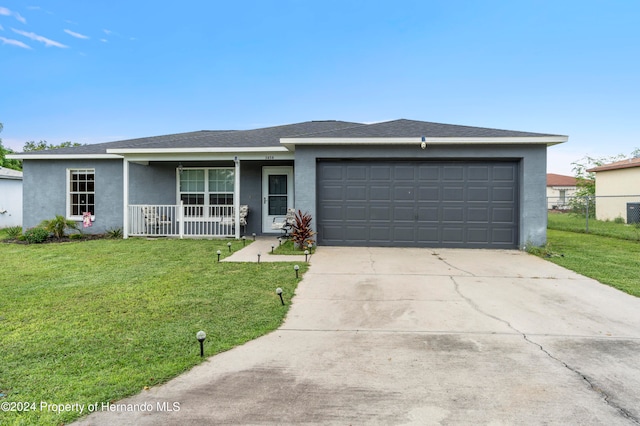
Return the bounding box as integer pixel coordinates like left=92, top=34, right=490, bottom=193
left=1, top=1, right=639, bottom=175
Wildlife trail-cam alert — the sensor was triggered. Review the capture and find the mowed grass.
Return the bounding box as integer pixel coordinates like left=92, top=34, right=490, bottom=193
left=0, top=237, right=306, bottom=425
left=539, top=229, right=640, bottom=297
left=548, top=212, right=640, bottom=241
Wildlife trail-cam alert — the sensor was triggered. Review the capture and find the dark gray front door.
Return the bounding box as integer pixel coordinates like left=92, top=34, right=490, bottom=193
left=317, top=160, right=519, bottom=248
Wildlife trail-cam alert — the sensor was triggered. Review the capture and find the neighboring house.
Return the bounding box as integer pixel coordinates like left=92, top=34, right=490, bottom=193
left=9, top=119, right=567, bottom=248
left=546, top=173, right=578, bottom=210
left=587, top=157, right=640, bottom=223
left=0, top=166, right=23, bottom=228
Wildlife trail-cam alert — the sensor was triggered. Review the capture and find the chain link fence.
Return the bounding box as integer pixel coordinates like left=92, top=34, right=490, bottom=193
left=548, top=195, right=640, bottom=231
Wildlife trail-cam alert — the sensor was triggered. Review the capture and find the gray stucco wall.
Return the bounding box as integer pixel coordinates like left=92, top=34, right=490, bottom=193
left=23, top=159, right=123, bottom=234
left=294, top=144, right=548, bottom=248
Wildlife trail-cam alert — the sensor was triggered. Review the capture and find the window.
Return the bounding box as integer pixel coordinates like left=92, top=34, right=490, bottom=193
left=68, top=169, right=95, bottom=219
left=179, top=168, right=234, bottom=216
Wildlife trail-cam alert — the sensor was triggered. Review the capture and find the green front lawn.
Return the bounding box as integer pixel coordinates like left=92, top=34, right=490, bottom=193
left=0, top=238, right=306, bottom=425
left=541, top=213, right=640, bottom=297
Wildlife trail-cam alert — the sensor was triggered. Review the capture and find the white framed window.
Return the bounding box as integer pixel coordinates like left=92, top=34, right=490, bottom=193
left=178, top=168, right=234, bottom=217
left=67, top=168, right=95, bottom=220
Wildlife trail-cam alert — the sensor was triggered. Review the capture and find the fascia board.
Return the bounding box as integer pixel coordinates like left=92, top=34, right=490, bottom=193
left=7, top=154, right=122, bottom=160
left=106, top=147, right=289, bottom=154
left=281, top=136, right=568, bottom=149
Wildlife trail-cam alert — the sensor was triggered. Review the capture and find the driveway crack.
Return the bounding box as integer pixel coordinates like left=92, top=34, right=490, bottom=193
left=450, top=276, right=639, bottom=424
left=433, top=251, right=475, bottom=276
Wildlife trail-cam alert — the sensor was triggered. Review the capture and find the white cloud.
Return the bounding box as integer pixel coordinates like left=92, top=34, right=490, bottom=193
left=0, top=36, right=32, bottom=49
left=12, top=28, right=68, bottom=48
left=14, top=12, right=25, bottom=24
left=0, top=7, right=26, bottom=23
left=64, top=29, right=89, bottom=39
left=100, top=38, right=108, bottom=43
left=0, top=24, right=4, bottom=30
left=103, top=29, right=112, bottom=35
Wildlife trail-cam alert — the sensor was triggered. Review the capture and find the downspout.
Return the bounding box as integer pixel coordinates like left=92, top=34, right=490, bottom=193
left=123, top=158, right=129, bottom=239
left=234, top=156, right=240, bottom=239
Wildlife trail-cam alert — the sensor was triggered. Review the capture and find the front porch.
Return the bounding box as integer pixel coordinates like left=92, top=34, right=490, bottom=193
left=127, top=203, right=246, bottom=238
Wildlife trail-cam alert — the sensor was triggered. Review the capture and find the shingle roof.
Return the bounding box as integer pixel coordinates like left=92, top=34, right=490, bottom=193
left=587, top=157, right=640, bottom=172
left=15, top=119, right=565, bottom=156
left=546, top=173, right=577, bottom=186
left=17, top=121, right=362, bottom=156
left=0, top=166, right=23, bottom=180
left=294, top=119, right=564, bottom=139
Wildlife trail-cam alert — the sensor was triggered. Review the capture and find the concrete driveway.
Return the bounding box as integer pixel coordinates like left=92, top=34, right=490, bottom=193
left=76, top=247, right=640, bottom=425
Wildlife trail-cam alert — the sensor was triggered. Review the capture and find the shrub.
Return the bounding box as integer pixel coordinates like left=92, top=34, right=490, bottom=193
left=290, top=210, right=316, bottom=250
left=4, top=226, right=22, bottom=239
left=24, top=227, right=49, bottom=244
left=106, top=228, right=123, bottom=239
left=39, top=215, right=80, bottom=239
left=69, top=233, right=84, bottom=240
left=614, top=216, right=625, bottom=224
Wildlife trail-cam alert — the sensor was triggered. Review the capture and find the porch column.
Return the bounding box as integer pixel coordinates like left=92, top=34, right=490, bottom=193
left=234, top=156, right=240, bottom=239
left=122, top=158, right=129, bottom=239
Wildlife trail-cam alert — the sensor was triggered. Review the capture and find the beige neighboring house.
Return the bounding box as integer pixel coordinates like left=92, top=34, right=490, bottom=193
left=0, top=166, right=23, bottom=228
left=587, top=157, right=640, bottom=223
left=546, top=173, right=578, bottom=210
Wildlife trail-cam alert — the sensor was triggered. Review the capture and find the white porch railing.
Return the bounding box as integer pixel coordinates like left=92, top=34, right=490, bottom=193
left=128, top=203, right=236, bottom=238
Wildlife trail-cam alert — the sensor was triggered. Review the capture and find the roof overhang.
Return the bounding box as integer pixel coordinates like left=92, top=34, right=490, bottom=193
left=280, top=136, right=568, bottom=150
left=7, top=153, right=121, bottom=160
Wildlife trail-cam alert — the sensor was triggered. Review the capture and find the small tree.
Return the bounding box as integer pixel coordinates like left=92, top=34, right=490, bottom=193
left=39, top=215, right=80, bottom=239
left=290, top=210, right=316, bottom=249
left=569, top=154, right=625, bottom=217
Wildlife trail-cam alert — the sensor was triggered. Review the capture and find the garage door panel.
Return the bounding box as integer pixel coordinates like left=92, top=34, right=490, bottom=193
left=370, top=185, right=391, bottom=201
left=394, top=186, right=415, bottom=201
left=346, top=165, right=367, bottom=180
left=468, top=187, right=489, bottom=202
left=394, top=205, right=415, bottom=221
left=346, top=206, right=367, bottom=221
left=467, top=207, right=489, bottom=222
left=417, top=206, right=439, bottom=221
left=370, top=166, right=391, bottom=180
left=493, top=187, right=515, bottom=202
left=345, top=185, right=366, bottom=201
left=320, top=205, right=343, bottom=221
left=393, top=226, right=416, bottom=242
left=467, top=228, right=489, bottom=243
left=443, top=166, right=464, bottom=181
left=443, top=187, right=464, bottom=201
left=468, top=166, right=489, bottom=181
left=418, top=186, right=439, bottom=200
left=442, top=207, right=464, bottom=222
left=370, top=206, right=391, bottom=220
left=317, top=161, right=518, bottom=248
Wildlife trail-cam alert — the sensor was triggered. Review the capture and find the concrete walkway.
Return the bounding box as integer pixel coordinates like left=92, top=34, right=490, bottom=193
left=75, top=247, right=640, bottom=425
left=222, top=236, right=312, bottom=263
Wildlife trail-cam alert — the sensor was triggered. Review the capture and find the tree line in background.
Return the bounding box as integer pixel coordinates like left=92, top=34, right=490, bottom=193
left=0, top=122, right=82, bottom=171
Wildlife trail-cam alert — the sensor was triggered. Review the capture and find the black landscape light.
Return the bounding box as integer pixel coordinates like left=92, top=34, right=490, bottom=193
left=304, top=249, right=309, bottom=263
left=252, top=233, right=256, bottom=241
left=216, top=249, right=221, bottom=262
left=278, top=237, right=282, bottom=246
left=276, top=287, right=284, bottom=305
left=196, top=330, right=206, bottom=357
left=257, top=252, right=261, bottom=263
left=271, top=244, right=275, bottom=253
left=294, top=264, right=300, bottom=279
left=227, top=242, right=232, bottom=252
left=242, top=236, right=246, bottom=246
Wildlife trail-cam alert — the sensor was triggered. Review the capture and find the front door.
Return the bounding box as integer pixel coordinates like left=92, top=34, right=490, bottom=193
left=262, top=166, right=294, bottom=233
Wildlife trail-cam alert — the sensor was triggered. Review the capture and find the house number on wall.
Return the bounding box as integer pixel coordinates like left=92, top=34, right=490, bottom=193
left=265, top=155, right=275, bottom=160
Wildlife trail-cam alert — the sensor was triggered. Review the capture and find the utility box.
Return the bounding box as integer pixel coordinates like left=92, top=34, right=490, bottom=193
left=627, top=203, right=640, bottom=224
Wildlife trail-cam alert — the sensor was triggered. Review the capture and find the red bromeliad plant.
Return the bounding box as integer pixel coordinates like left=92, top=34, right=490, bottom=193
left=291, top=210, right=316, bottom=250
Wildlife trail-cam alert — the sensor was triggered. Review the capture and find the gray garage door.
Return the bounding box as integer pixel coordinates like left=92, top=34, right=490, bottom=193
left=317, top=160, right=519, bottom=248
